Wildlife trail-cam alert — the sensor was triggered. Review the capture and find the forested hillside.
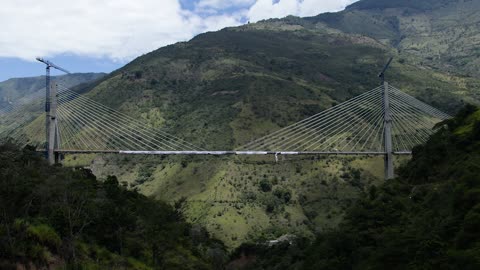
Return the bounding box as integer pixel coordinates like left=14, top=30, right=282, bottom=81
left=0, top=143, right=226, bottom=269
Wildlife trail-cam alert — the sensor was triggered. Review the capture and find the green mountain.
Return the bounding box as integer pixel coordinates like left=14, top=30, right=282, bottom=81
left=310, top=0, right=480, bottom=76
left=14, top=0, right=480, bottom=249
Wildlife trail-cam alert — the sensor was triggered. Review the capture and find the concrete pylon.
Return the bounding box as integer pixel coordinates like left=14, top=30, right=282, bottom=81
left=47, top=83, right=59, bottom=165
left=383, top=81, right=394, bottom=180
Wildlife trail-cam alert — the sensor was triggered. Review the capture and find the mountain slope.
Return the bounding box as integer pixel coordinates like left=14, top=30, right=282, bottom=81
left=77, top=22, right=477, bottom=149
left=310, top=0, right=480, bottom=76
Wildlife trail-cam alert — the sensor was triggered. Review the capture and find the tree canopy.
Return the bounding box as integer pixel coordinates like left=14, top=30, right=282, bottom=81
left=0, top=143, right=225, bottom=269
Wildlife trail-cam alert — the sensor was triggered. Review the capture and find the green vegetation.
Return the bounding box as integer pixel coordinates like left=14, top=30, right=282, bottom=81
left=230, top=105, right=480, bottom=269
left=82, top=154, right=382, bottom=249
left=347, top=0, right=456, bottom=11
left=0, top=143, right=226, bottom=269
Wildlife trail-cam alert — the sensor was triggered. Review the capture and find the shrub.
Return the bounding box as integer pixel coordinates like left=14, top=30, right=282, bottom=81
left=259, top=179, right=272, bottom=192
left=26, top=223, right=61, bottom=248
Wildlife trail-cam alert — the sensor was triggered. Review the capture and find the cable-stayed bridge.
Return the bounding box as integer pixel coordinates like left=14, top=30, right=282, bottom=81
left=0, top=81, right=450, bottom=180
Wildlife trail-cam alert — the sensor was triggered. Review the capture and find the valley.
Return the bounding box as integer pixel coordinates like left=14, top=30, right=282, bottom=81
left=2, top=0, right=480, bottom=269
left=48, top=6, right=480, bottom=248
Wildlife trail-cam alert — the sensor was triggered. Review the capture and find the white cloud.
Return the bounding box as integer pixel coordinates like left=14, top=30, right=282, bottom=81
left=248, top=0, right=358, bottom=22
left=0, top=0, right=358, bottom=62
left=0, top=0, right=244, bottom=61
left=197, top=0, right=256, bottom=10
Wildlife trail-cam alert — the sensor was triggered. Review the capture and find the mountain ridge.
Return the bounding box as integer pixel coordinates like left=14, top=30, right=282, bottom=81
left=311, top=0, right=480, bottom=76
left=0, top=73, right=106, bottom=107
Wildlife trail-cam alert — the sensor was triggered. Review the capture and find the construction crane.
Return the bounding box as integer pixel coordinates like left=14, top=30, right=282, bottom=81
left=36, top=57, right=70, bottom=111
left=36, top=57, right=70, bottom=97
left=379, top=57, right=394, bottom=84
left=36, top=58, right=70, bottom=160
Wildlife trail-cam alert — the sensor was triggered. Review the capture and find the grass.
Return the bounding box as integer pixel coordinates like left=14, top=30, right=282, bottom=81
left=69, top=154, right=385, bottom=249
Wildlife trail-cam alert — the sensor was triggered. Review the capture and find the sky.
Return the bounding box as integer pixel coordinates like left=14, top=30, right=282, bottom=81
left=0, top=0, right=358, bottom=81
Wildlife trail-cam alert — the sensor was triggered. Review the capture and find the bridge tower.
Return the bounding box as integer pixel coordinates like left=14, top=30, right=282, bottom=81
left=36, top=58, right=69, bottom=164
left=47, top=83, right=60, bottom=165
left=379, top=57, right=394, bottom=180
left=383, top=81, right=394, bottom=179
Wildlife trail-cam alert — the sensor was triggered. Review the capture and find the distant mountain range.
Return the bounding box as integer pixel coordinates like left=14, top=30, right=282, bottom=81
left=0, top=73, right=105, bottom=107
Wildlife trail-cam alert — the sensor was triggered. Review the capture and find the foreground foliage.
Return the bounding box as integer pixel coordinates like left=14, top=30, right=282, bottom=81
left=0, top=144, right=225, bottom=269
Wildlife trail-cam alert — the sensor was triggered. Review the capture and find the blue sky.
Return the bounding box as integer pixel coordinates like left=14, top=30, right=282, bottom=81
left=0, top=0, right=357, bottom=81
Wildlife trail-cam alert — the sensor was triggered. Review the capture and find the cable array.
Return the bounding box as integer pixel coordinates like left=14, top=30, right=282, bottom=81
left=239, top=84, right=451, bottom=153
left=238, top=86, right=386, bottom=152
left=389, top=85, right=450, bottom=152
left=0, top=82, right=452, bottom=154
left=55, top=84, right=204, bottom=151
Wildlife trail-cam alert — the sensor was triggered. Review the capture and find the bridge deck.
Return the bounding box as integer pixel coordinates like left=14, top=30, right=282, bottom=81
left=50, top=150, right=413, bottom=156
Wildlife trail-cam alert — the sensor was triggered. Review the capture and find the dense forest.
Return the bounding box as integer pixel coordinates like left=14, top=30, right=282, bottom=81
left=0, top=143, right=226, bottom=269
left=229, top=105, right=480, bottom=269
